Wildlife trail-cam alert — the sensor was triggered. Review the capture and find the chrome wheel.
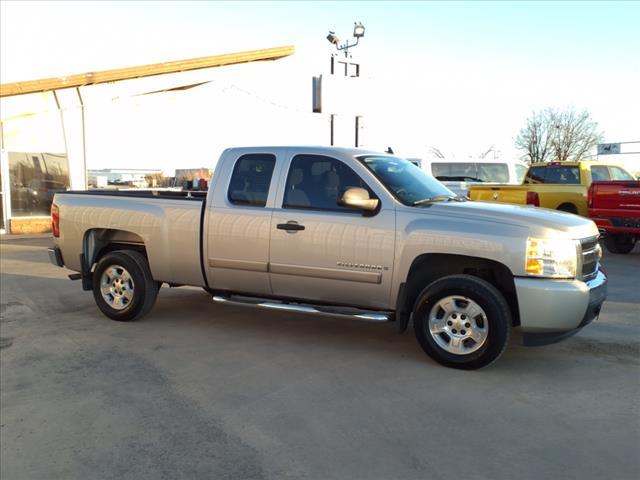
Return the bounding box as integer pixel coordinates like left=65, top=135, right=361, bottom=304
left=100, top=265, right=134, bottom=311
left=428, top=295, right=488, bottom=355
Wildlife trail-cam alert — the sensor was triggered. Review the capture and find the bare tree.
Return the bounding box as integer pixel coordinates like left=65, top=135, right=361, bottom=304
left=515, top=109, right=554, bottom=163
left=479, top=145, right=495, bottom=159
left=516, top=107, right=603, bottom=163
left=550, top=108, right=603, bottom=162
left=429, top=146, right=446, bottom=159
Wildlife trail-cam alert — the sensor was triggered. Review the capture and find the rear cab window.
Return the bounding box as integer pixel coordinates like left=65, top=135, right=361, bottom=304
left=524, top=166, right=546, bottom=183
left=227, top=154, right=276, bottom=207
left=525, top=165, right=580, bottom=184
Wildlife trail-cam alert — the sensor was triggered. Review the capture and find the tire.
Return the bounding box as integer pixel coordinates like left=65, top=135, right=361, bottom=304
left=92, top=250, right=160, bottom=321
left=557, top=203, right=578, bottom=214
left=413, top=274, right=511, bottom=370
left=604, top=234, right=636, bottom=254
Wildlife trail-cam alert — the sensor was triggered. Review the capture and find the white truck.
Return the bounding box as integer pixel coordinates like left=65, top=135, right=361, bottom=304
left=423, top=158, right=529, bottom=197
left=49, top=146, right=607, bottom=369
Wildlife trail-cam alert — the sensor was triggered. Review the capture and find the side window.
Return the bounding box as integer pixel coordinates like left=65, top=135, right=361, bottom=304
left=591, top=165, right=610, bottom=182
left=227, top=154, right=276, bottom=207
left=524, top=166, right=546, bottom=184
left=431, top=163, right=475, bottom=180
left=283, top=155, right=371, bottom=211
left=610, top=166, right=634, bottom=181
left=476, top=163, right=509, bottom=183
left=515, top=164, right=528, bottom=183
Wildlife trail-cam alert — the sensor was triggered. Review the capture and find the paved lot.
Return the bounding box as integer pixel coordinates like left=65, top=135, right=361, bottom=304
left=1, top=235, right=639, bottom=480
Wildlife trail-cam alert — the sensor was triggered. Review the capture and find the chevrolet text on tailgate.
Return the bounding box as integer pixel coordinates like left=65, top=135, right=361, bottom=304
left=49, top=147, right=607, bottom=369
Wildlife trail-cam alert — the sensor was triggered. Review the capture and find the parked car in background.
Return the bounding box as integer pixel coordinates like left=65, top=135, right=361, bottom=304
left=48, top=147, right=606, bottom=370
left=588, top=180, right=640, bottom=254
left=468, top=161, right=636, bottom=216
left=422, top=159, right=528, bottom=197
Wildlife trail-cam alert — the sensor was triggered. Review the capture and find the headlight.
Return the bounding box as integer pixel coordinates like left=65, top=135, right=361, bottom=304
left=526, top=237, right=579, bottom=278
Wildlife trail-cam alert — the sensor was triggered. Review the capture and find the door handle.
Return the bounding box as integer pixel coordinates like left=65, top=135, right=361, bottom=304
left=277, top=222, right=305, bottom=232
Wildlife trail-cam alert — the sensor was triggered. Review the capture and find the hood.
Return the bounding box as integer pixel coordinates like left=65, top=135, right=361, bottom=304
left=423, top=200, right=599, bottom=239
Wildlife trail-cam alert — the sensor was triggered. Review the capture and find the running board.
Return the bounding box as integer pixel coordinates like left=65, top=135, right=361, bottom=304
left=212, top=295, right=392, bottom=322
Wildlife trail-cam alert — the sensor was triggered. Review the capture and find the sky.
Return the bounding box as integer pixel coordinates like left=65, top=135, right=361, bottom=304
left=1, top=0, right=639, bottom=164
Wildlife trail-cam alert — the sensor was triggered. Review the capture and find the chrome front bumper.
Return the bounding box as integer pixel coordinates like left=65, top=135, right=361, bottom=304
left=515, top=268, right=607, bottom=346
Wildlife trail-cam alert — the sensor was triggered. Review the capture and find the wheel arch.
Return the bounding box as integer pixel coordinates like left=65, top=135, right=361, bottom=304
left=396, top=253, right=520, bottom=332
left=82, top=229, right=148, bottom=286
left=556, top=202, right=578, bottom=214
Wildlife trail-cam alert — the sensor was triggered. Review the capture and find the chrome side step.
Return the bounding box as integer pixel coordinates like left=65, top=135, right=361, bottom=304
left=212, top=295, right=392, bottom=322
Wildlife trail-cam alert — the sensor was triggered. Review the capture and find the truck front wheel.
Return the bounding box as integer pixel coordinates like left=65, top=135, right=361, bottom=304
left=413, top=274, right=511, bottom=369
left=92, top=250, right=160, bottom=321
left=604, top=234, right=636, bottom=254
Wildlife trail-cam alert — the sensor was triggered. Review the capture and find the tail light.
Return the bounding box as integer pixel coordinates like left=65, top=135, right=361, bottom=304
left=587, top=186, right=594, bottom=208
left=526, top=191, right=540, bottom=207
left=51, top=203, right=60, bottom=237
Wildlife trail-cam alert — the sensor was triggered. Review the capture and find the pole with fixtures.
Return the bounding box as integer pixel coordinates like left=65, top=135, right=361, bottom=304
left=319, top=22, right=366, bottom=146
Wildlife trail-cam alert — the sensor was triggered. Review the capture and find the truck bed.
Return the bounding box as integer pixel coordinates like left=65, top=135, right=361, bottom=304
left=54, top=190, right=207, bottom=287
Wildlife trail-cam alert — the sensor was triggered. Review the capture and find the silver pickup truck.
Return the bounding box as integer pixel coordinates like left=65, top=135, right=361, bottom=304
left=49, top=147, right=607, bottom=369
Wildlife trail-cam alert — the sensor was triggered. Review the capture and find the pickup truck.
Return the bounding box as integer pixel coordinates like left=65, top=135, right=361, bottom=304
left=468, top=161, right=636, bottom=216
left=48, top=147, right=607, bottom=370
left=588, top=181, right=640, bottom=254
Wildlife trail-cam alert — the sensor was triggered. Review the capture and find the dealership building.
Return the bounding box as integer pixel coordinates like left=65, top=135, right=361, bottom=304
left=1, top=44, right=368, bottom=234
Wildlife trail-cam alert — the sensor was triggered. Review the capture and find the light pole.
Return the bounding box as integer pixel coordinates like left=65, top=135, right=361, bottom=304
left=325, top=22, right=365, bottom=77
left=319, top=22, right=366, bottom=146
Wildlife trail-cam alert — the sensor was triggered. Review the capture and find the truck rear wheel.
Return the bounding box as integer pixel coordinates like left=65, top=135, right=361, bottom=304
left=92, top=250, right=160, bottom=321
left=604, top=234, right=636, bottom=254
left=413, top=274, right=511, bottom=370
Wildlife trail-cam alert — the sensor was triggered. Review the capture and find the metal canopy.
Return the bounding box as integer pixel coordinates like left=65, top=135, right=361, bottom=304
left=0, top=45, right=295, bottom=98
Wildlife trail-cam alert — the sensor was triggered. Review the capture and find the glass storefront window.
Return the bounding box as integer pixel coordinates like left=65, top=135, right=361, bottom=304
left=1, top=166, right=5, bottom=231
left=8, top=152, right=70, bottom=217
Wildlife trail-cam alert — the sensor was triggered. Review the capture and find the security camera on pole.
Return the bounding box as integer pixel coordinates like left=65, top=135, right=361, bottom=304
left=312, top=22, right=366, bottom=147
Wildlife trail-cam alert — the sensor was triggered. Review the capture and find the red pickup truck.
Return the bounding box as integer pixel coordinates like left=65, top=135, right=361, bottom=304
left=588, top=181, right=640, bottom=254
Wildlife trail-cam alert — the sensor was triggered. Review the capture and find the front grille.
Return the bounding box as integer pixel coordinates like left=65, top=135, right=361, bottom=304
left=580, top=236, right=600, bottom=281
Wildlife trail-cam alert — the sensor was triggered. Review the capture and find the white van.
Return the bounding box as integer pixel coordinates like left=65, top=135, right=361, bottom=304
left=422, top=158, right=528, bottom=197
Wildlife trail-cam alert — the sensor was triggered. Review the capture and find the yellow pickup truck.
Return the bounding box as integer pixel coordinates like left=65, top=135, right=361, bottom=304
left=468, top=161, right=636, bottom=216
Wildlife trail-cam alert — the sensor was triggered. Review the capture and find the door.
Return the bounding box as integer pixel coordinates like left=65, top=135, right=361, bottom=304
left=269, top=154, right=395, bottom=310
left=205, top=152, right=280, bottom=294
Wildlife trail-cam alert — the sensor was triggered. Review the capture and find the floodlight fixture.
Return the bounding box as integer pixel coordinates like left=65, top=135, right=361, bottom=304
left=326, top=22, right=366, bottom=56
left=326, top=31, right=340, bottom=46
left=353, top=22, right=365, bottom=38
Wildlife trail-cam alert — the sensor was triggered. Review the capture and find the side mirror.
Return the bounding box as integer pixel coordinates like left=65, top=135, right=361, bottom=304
left=338, top=187, right=379, bottom=212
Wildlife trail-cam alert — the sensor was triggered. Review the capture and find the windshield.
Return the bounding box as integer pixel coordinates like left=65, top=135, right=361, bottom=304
left=431, top=162, right=510, bottom=183
left=358, top=155, right=456, bottom=206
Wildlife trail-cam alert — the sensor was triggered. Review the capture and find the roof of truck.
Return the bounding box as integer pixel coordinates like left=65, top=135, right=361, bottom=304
left=223, top=146, right=389, bottom=157
left=529, top=161, right=606, bottom=167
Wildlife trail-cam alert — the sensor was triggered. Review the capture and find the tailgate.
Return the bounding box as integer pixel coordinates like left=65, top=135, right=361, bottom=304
left=592, top=181, right=640, bottom=212
left=469, top=186, right=528, bottom=205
